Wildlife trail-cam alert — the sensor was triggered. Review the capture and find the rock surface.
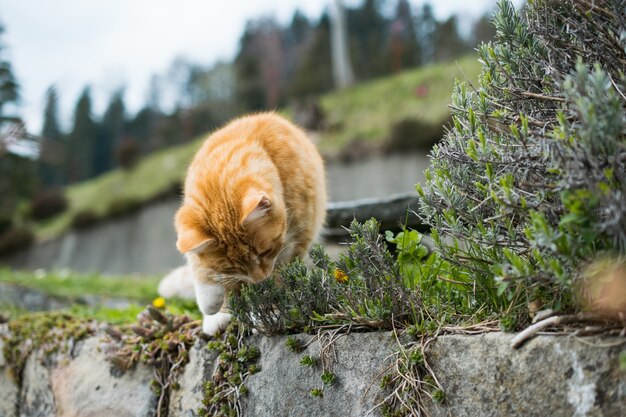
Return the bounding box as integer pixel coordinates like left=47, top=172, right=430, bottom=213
left=168, top=341, right=218, bottom=417
left=0, top=335, right=18, bottom=417
left=20, top=337, right=157, bottom=417
left=19, top=349, right=55, bottom=417
left=2, top=331, right=625, bottom=417
left=243, top=332, right=394, bottom=417
left=424, top=333, right=626, bottom=417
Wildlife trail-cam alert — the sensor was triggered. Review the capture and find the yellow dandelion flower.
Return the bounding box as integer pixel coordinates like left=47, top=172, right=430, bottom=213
left=333, top=269, right=349, bottom=284
left=152, top=297, right=166, bottom=309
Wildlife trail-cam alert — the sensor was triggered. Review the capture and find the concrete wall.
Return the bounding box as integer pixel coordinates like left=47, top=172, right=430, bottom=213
left=7, top=199, right=184, bottom=275
left=5, top=192, right=423, bottom=275
left=1, top=330, right=624, bottom=417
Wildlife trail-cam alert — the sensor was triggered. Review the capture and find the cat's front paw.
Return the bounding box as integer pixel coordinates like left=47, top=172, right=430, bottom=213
left=195, top=282, right=225, bottom=315
left=202, top=312, right=232, bottom=336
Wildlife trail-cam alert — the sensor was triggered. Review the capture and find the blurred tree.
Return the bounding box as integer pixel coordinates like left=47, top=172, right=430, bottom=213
left=66, top=87, right=97, bottom=182
left=283, top=10, right=312, bottom=83
left=470, top=11, right=496, bottom=47
left=388, top=0, right=421, bottom=72
left=146, top=73, right=163, bottom=112
left=0, top=22, right=36, bottom=223
left=287, top=9, right=311, bottom=46
left=433, top=16, right=468, bottom=62
left=38, top=85, right=65, bottom=186
left=235, top=22, right=267, bottom=111
left=95, top=89, right=126, bottom=175
left=127, top=106, right=158, bottom=153
left=288, top=12, right=334, bottom=99
left=416, top=3, right=437, bottom=64
left=0, top=24, right=18, bottom=127
left=0, top=24, right=37, bottom=224
left=185, top=62, right=237, bottom=131
left=348, top=0, right=390, bottom=80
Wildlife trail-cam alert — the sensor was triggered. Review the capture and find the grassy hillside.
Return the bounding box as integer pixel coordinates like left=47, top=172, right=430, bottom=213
left=32, top=55, right=481, bottom=241
left=317, top=55, right=480, bottom=154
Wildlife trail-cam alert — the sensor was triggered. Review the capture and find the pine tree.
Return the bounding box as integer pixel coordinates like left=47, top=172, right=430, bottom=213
left=348, top=0, right=390, bottom=80
left=0, top=23, right=35, bottom=221
left=95, top=89, right=126, bottom=175
left=66, top=87, right=97, bottom=182
left=234, top=23, right=268, bottom=111
left=288, top=12, right=334, bottom=98
left=0, top=24, right=18, bottom=126
left=389, top=0, right=421, bottom=72
left=38, top=86, right=65, bottom=185
left=415, top=3, right=437, bottom=65
left=127, top=106, right=158, bottom=154
left=470, top=12, right=496, bottom=48
left=432, top=16, right=468, bottom=62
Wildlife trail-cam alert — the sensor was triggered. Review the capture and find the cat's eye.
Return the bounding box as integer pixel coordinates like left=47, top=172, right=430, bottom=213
left=259, top=249, right=272, bottom=258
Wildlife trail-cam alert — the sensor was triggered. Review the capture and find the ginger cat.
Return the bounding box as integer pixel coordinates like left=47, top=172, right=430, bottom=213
left=174, top=113, right=326, bottom=335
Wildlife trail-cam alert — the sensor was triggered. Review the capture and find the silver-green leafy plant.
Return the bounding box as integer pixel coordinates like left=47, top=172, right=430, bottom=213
left=417, top=0, right=626, bottom=328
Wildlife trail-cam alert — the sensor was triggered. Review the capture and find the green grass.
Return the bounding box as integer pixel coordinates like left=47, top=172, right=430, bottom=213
left=316, top=55, right=481, bottom=155
left=0, top=300, right=199, bottom=326
left=34, top=141, right=202, bottom=240
left=0, top=267, right=162, bottom=301
left=0, top=268, right=200, bottom=324
left=29, top=56, right=481, bottom=241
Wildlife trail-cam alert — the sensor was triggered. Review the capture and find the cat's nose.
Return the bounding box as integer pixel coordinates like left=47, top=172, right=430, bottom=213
left=249, top=265, right=269, bottom=282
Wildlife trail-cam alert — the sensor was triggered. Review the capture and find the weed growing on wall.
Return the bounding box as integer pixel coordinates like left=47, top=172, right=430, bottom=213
left=230, top=219, right=424, bottom=335
left=105, top=306, right=199, bottom=416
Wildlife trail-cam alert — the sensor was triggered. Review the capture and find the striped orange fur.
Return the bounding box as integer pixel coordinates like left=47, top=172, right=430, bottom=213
left=174, top=112, right=326, bottom=333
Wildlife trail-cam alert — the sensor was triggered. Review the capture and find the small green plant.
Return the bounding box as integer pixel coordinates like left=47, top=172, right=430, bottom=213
left=2, top=312, right=96, bottom=385
left=320, top=370, right=336, bottom=386
left=199, top=322, right=260, bottom=417
left=285, top=335, right=305, bottom=353
left=310, top=387, right=323, bottom=398
left=299, top=354, right=316, bottom=367
left=105, top=306, right=198, bottom=416
left=231, top=219, right=422, bottom=335
left=432, top=389, right=446, bottom=404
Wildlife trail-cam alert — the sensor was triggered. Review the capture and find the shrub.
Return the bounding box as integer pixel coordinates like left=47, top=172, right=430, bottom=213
left=0, top=227, right=34, bottom=256
left=115, top=139, right=140, bottom=170
left=0, top=216, right=12, bottom=235
left=385, top=117, right=448, bottom=153
left=231, top=219, right=424, bottom=335
left=416, top=0, right=626, bottom=325
left=107, top=197, right=143, bottom=218
left=70, top=210, right=101, bottom=230
left=29, top=188, right=68, bottom=220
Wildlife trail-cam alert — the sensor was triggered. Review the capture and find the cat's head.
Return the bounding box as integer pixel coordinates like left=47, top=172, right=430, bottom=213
left=174, top=188, right=286, bottom=284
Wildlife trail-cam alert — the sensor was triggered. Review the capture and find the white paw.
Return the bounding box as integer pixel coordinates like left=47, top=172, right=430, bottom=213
left=202, top=312, right=232, bottom=336
left=195, top=282, right=224, bottom=315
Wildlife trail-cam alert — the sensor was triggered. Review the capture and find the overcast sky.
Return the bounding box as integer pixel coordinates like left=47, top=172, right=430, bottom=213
left=0, top=0, right=512, bottom=133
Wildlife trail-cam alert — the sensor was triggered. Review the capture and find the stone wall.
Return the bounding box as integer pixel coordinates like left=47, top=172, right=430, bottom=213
left=5, top=194, right=421, bottom=275
left=6, top=199, right=184, bottom=275
left=1, top=331, right=624, bottom=417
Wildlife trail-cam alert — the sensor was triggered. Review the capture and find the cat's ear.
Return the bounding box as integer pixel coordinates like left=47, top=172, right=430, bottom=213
left=176, top=228, right=215, bottom=254
left=174, top=206, right=215, bottom=254
left=241, top=190, right=271, bottom=224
